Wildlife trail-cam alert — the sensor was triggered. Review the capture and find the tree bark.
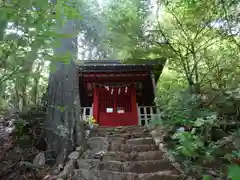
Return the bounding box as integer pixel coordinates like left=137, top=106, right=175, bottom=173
left=31, top=60, right=44, bottom=104
left=44, top=20, right=84, bottom=165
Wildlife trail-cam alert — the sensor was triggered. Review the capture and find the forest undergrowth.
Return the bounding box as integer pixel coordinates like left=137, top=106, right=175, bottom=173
left=151, top=84, right=240, bottom=180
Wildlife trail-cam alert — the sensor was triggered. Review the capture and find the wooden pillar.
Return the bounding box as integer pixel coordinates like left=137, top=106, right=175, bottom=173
left=93, top=88, right=99, bottom=122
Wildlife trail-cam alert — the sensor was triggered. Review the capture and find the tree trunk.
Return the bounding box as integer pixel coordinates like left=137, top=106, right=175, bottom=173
left=14, top=83, right=20, bottom=111
left=31, top=61, right=44, bottom=104
left=44, top=20, right=84, bottom=165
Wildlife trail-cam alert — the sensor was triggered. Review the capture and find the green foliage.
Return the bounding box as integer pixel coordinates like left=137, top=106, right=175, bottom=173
left=227, top=165, right=240, bottom=180
left=12, top=106, right=46, bottom=148
left=224, top=150, right=240, bottom=162
left=0, top=97, right=8, bottom=114
left=202, top=175, right=212, bottom=180
left=104, top=0, right=150, bottom=59
left=156, top=68, right=188, bottom=106
left=14, top=119, right=29, bottom=137
left=156, top=78, right=239, bottom=176
left=14, top=119, right=32, bottom=147
left=161, top=90, right=214, bottom=125
left=232, top=151, right=240, bottom=158
left=172, top=131, right=204, bottom=159
left=170, top=111, right=219, bottom=160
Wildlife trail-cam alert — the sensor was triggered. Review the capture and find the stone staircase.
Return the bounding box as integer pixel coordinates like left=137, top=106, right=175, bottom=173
left=72, top=126, right=183, bottom=180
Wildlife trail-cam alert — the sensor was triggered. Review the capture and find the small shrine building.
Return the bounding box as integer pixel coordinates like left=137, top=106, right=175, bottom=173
left=78, top=59, right=165, bottom=126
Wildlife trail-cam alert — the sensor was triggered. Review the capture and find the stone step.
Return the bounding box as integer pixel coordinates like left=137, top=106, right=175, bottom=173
left=74, top=126, right=185, bottom=179
left=87, top=137, right=109, bottom=153
left=123, top=160, right=177, bottom=173
left=88, top=137, right=155, bottom=145
left=102, top=151, right=164, bottom=162
left=73, top=169, right=138, bottom=180
left=90, top=131, right=150, bottom=138
left=77, top=159, right=176, bottom=173
left=109, top=143, right=158, bottom=153
left=88, top=136, right=126, bottom=144
left=87, top=137, right=157, bottom=153
left=138, top=171, right=181, bottom=180
left=91, top=132, right=152, bottom=139
left=90, top=126, right=149, bottom=135
left=87, top=136, right=128, bottom=153
left=127, top=137, right=154, bottom=145
left=73, top=169, right=180, bottom=180
left=96, top=125, right=147, bottom=131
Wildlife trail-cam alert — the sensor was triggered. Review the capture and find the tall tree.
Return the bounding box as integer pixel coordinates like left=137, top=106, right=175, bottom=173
left=127, top=0, right=239, bottom=92
left=44, top=0, right=84, bottom=165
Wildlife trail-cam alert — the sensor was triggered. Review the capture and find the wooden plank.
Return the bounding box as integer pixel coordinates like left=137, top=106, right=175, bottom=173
left=144, top=107, right=147, bottom=126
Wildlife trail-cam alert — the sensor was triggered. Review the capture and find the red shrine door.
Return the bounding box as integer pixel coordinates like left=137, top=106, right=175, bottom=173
left=93, top=87, right=138, bottom=126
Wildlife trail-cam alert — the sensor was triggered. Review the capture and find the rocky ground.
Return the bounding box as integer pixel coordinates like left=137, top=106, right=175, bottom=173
left=0, top=111, right=55, bottom=180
